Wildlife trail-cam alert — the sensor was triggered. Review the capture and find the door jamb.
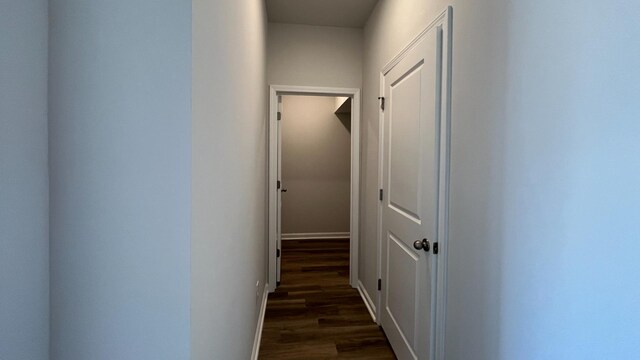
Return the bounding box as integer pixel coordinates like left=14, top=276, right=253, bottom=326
left=376, top=6, right=453, bottom=360
left=268, top=85, right=361, bottom=292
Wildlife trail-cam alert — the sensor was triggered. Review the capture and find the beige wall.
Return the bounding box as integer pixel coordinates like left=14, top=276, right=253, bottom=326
left=281, top=95, right=351, bottom=234
left=362, top=0, right=640, bottom=359
left=268, top=23, right=362, bottom=88
left=269, top=2, right=640, bottom=356
left=335, top=96, right=349, bottom=111
left=360, top=1, right=511, bottom=357
left=360, top=0, right=441, bottom=327
left=192, top=0, right=267, bottom=359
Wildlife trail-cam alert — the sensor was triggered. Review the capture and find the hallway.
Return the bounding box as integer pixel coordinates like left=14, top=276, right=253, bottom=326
left=259, top=239, right=396, bottom=359
left=3, top=0, right=640, bottom=359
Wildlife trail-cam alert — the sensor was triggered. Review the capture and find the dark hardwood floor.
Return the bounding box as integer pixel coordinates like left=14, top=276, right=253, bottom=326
left=259, top=239, right=396, bottom=359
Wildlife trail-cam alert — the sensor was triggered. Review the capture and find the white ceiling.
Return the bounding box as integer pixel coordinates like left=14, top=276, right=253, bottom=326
left=266, top=0, right=379, bottom=28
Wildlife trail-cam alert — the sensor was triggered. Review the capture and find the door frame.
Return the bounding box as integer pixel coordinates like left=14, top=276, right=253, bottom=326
left=376, top=6, right=452, bottom=359
left=268, top=85, right=361, bottom=292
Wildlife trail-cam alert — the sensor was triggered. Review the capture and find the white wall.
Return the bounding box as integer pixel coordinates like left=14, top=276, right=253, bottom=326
left=281, top=95, right=351, bottom=234
left=191, top=0, right=268, bottom=359
left=48, top=1, right=192, bottom=358
left=0, top=1, right=49, bottom=359
left=268, top=23, right=362, bottom=88
left=362, top=0, right=640, bottom=358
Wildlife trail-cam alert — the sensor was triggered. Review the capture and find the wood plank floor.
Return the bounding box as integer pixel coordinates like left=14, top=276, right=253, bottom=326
left=259, top=239, right=396, bottom=359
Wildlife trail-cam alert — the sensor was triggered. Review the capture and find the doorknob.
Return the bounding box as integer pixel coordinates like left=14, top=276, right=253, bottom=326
left=413, top=238, right=430, bottom=252
left=281, top=188, right=287, bottom=192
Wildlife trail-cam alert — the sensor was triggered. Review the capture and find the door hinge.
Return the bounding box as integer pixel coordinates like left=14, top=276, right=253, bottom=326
left=277, top=180, right=281, bottom=189
left=378, top=96, right=385, bottom=111
left=433, top=242, right=439, bottom=255
left=378, top=279, right=382, bottom=291
left=277, top=249, right=281, bottom=258
left=277, top=111, right=282, bottom=120
left=379, top=189, right=383, bottom=201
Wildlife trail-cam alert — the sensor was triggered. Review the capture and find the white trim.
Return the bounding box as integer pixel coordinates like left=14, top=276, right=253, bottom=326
left=268, top=85, right=361, bottom=292
left=250, top=284, right=269, bottom=360
left=377, top=6, right=453, bottom=360
left=268, top=88, right=278, bottom=293
left=434, top=7, right=453, bottom=360
left=270, top=85, right=360, bottom=97
left=281, top=232, right=350, bottom=240
left=375, top=63, right=386, bottom=326
left=357, top=280, right=377, bottom=323
left=350, top=88, right=361, bottom=289
left=380, top=8, right=451, bottom=75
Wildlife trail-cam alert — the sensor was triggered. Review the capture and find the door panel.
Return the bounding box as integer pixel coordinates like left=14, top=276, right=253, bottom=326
left=389, top=64, right=423, bottom=222
left=387, top=233, right=419, bottom=348
left=381, top=25, right=443, bottom=360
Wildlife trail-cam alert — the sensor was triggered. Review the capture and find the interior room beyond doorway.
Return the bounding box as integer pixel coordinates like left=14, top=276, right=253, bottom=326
left=261, top=92, right=394, bottom=358
left=280, top=95, right=352, bottom=241
left=267, top=85, right=361, bottom=292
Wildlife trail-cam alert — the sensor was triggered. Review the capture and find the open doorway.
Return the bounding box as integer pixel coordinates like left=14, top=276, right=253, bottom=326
left=268, top=85, right=361, bottom=292
left=278, top=94, right=352, bottom=290
left=280, top=95, right=351, bottom=241
left=260, top=86, right=395, bottom=359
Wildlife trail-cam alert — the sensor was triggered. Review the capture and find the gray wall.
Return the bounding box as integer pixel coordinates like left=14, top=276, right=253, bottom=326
left=362, top=0, right=640, bottom=358
left=191, top=0, right=268, bottom=359
left=48, top=1, right=192, bottom=358
left=0, top=1, right=49, bottom=359
left=268, top=23, right=362, bottom=88
left=281, top=95, right=351, bottom=234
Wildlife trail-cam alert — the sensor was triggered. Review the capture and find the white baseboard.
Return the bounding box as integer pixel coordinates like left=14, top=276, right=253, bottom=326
left=357, top=280, right=377, bottom=323
left=250, top=284, right=269, bottom=360
left=281, top=232, right=350, bottom=240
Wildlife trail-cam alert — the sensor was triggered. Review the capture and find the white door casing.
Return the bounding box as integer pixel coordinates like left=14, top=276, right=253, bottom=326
left=268, top=85, right=361, bottom=293
left=276, top=95, right=283, bottom=284
left=379, top=7, right=452, bottom=360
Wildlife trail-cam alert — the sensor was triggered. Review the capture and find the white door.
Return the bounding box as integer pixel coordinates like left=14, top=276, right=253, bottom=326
left=276, top=95, right=283, bottom=284
left=380, top=23, right=444, bottom=360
